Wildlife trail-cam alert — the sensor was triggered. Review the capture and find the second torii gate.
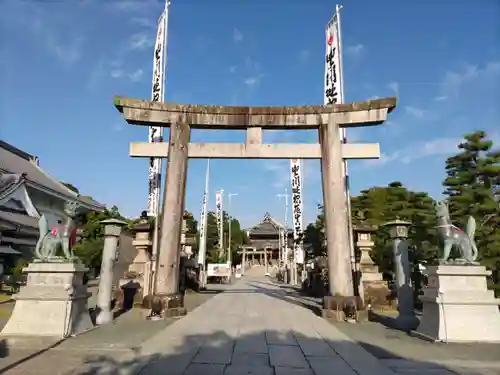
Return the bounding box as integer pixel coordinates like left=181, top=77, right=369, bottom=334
left=114, top=96, right=397, bottom=316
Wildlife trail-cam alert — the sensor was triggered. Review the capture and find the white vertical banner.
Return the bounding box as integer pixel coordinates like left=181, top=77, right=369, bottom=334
left=325, top=5, right=356, bottom=270
left=198, top=160, right=210, bottom=265
left=215, top=190, right=224, bottom=251
left=147, top=4, right=168, bottom=216
left=290, top=159, right=304, bottom=264
left=324, top=11, right=344, bottom=119
left=282, top=226, right=287, bottom=263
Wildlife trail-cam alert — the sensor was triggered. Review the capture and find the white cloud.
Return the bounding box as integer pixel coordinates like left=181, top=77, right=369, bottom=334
left=108, top=60, right=143, bottom=83
left=440, top=61, right=500, bottom=98
left=264, top=160, right=289, bottom=189
left=128, top=32, right=154, bottom=50
left=233, top=28, right=243, bottom=42
left=244, top=77, right=258, bottom=87
left=17, top=11, right=84, bottom=66
left=110, top=69, right=124, bottom=78
left=345, top=44, right=364, bottom=56
left=128, top=68, right=144, bottom=82
left=111, top=0, right=157, bottom=12
left=244, top=56, right=260, bottom=71
left=434, top=95, right=448, bottom=101
left=388, top=81, right=399, bottom=95
left=364, top=136, right=463, bottom=168
left=244, top=74, right=263, bottom=88
left=131, top=17, right=156, bottom=29
left=46, top=35, right=85, bottom=65
left=404, top=105, right=426, bottom=119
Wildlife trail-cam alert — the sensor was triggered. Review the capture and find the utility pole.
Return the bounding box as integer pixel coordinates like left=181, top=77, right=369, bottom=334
left=227, top=192, right=238, bottom=267
left=277, top=188, right=290, bottom=283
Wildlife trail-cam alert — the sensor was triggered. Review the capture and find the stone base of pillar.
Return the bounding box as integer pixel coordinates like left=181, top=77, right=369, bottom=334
left=362, top=280, right=391, bottom=309
left=1, top=261, right=93, bottom=338
left=198, top=270, right=207, bottom=291
left=146, top=293, right=187, bottom=320
left=322, top=295, right=362, bottom=322
left=414, top=264, right=500, bottom=343
left=141, top=294, right=154, bottom=309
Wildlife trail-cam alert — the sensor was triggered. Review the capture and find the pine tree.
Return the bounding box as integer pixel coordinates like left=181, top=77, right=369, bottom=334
left=443, top=131, right=500, bottom=295
left=305, top=182, right=438, bottom=279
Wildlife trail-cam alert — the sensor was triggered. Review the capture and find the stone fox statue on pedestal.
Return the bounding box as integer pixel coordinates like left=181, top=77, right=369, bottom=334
left=34, top=202, right=79, bottom=261
left=434, top=200, right=478, bottom=263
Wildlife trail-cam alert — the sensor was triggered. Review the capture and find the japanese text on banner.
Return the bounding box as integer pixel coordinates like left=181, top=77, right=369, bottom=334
left=290, top=159, right=304, bottom=264
left=215, top=192, right=223, bottom=248
left=147, top=11, right=166, bottom=216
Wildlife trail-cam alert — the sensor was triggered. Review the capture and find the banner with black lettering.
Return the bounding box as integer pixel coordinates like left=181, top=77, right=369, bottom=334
left=198, top=160, right=210, bottom=265
left=215, top=190, right=223, bottom=250
left=324, top=13, right=344, bottom=106
left=147, top=9, right=167, bottom=216
left=290, top=159, right=304, bottom=264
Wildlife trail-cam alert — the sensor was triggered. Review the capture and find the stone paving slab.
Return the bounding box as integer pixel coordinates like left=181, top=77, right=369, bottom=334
left=0, top=283, right=228, bottom=375
left=131, top=266, right=401, bottom=375
left=3, top=266, right=497, bottom=374
left=381, top=359, right=500, bottom=375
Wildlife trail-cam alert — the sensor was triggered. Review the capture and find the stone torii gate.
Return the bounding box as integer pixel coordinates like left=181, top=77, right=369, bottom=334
left=115, top=96, right=396, bottom=317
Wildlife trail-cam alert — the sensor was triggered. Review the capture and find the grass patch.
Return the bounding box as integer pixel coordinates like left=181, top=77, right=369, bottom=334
left=0, top=294, right=12, bottom=302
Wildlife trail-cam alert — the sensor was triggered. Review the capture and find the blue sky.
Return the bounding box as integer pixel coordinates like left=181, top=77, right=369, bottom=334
left=1, top=0, right=499, bottom=228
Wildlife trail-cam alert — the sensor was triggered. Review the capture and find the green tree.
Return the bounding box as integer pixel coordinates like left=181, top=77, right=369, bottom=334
left=303, top=204, right=325, bottom=258
left=198, top=211, right=247, bottom=263
left=442, top=130, right=500, bottom=294
left=73, top=205, right=129, bottom=271
left=305, top=182, right=438, bottom=280
left=351, top=182, right=438, bottom=278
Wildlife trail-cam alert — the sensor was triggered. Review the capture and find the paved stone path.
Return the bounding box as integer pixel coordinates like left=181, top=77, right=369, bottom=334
left=63, top=266, right=496, bottom=375
left=3, top=267, right=500, bottom=374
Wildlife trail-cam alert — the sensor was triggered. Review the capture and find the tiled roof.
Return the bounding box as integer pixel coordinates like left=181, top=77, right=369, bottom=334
left=0, top=172, right=24, bottom=201
left=248, top=212, right=292, bottom=236
left=0, top=210, right=38, bottom=228
left=0, top=141, right=104, bottom=211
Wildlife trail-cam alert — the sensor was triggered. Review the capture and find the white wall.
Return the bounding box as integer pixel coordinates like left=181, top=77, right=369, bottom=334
left=28, top=188, right=66, bottom=228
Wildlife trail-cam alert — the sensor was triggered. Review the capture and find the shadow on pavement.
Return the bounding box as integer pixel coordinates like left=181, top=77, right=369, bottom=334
left=1, top=330, right=481, bottom=375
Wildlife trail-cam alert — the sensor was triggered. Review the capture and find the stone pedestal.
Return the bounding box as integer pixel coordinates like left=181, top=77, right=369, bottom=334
left=322, top=295, right=361, bottom=322
left=415, top=264, right=500, bottom=343
left=1, top=261, right=93, bottom=338
left=355, top=228, right=390, bottom=309
left=148, top=293, right=187, bottom=320
left=360, top=252, right=390, bottom=308
left=130, top=218, right=153, bottom=305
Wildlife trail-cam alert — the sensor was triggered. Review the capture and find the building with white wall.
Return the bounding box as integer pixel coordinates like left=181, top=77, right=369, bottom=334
left=0, top=140, right=104, bottom=261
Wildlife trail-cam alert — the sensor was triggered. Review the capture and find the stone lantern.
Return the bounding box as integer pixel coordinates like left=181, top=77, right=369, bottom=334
left=382, top=218, right=418, bottom=330
left=129, top=212, right=153, bottom=305
left=96, top=218, right=128, bottom=325
left=353, top=224, right=389, bottom=309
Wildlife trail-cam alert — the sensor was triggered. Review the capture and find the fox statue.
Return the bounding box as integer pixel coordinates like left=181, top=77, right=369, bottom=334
left=434, top=200, right=478, bottom=264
